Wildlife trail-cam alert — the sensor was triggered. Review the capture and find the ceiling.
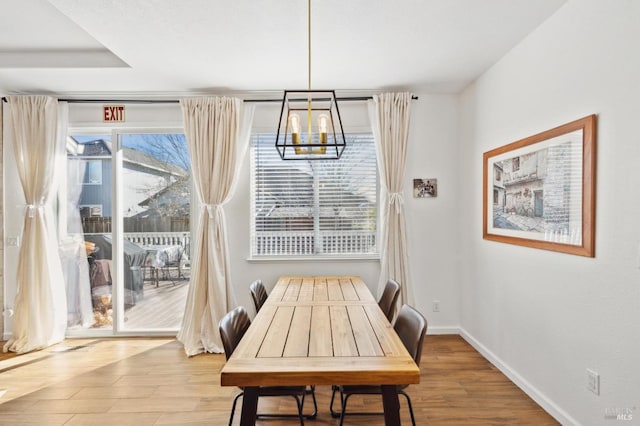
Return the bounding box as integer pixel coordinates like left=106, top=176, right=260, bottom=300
left=0, top=0, right=566, bottom=97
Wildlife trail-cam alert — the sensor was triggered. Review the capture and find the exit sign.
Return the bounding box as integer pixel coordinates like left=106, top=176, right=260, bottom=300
left=103, top=105, right=125, bottom=122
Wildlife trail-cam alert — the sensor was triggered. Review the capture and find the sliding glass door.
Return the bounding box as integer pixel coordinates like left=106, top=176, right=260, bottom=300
left=117, top=132, right=190, bottom=331
left=64, top=130, right=190, bottom=335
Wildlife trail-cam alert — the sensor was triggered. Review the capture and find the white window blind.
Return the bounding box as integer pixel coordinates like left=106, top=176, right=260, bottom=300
left=251, top=133, right=378, bottom=256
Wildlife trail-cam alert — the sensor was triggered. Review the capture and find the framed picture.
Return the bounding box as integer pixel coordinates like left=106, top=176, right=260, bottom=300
left=483, top=115, right=596, bottom=257
left=414, top=178, right=437, bottom=198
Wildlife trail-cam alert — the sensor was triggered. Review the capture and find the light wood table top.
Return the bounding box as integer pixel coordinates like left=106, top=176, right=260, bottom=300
left=220, top=276, right=420, bottom=426
left=267, top=275, right=377, bottom=305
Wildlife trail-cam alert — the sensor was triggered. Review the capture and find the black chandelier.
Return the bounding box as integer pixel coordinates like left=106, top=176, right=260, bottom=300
left=275, top=0, right=346, bottom=160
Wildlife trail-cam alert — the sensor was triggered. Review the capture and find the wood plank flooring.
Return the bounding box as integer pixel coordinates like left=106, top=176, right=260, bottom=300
left=0, top=335, right=559, bottom=425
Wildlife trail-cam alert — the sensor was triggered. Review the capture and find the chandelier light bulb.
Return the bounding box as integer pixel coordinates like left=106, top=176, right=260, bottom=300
left=289, top=113, right=301, bottom=144
left=318, top=113, right=328, bottom=143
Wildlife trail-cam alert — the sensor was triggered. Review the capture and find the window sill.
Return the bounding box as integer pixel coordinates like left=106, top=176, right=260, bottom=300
left=247, top=255, right=380, bottom=263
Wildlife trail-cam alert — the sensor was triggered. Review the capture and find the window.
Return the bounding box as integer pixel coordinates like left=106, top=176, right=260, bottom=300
left=81, top=160, right=103, bottom=184
left=251, top=133, right=378, bottom=257
left=79, top=204, right=103, bottom=218
left=512, top=157, right=520, bottom=171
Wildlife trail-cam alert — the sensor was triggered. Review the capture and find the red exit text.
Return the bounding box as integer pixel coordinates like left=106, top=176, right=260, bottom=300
left=103, top=105, right=125, bottom=122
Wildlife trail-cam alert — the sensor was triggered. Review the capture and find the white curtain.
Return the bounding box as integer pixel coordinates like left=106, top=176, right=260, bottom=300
left=369, top=92, right=414, bottom=307
left=58, top=102, right=93, bottom=328
left=177, top=97, right=254, bottom=356
left=3, top=96, right=67, bottom=354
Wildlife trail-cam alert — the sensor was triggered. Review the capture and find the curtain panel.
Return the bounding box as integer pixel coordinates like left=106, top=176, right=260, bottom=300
left=369, top=92, right=414, bottom=310
left=177, top=97, right=254, bottom=356
left=3, top=96, right=67, bottom=354
left=57, top=102, right=93, bottom=329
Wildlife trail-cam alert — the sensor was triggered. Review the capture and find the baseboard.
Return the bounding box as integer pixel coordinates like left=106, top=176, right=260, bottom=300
left=459, top=327, right=579, bottom=426
left=427, top=325, right=460, bottom=335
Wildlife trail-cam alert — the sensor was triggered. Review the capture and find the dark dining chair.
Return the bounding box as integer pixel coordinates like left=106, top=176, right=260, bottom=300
left=378, top=278, right=401, bottom=322
left=329, top=304, right=428, bottom=426
left=219, top=306, right=317, bottom=426
left=249, top=279, right=268, bottom=314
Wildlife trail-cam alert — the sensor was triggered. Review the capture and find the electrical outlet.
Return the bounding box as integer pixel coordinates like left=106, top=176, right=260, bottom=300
left=6, top=236, right=19, bottom=247
left=587, top=369, right=599, bottom=395
left=432, top=300, right=440, bottom=312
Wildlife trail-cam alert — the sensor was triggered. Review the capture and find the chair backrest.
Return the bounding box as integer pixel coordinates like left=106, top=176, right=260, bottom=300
left=394, top=304, right=428, bottom=366
left=249, top=280, right=269, bottom=314
left=218, top=306, right=252, bottom=361
left=378, top=279, right=401, bottom=322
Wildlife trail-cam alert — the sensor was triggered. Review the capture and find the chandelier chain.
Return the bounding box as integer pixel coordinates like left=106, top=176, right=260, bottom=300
left=308, top=0, right=311, bottom=91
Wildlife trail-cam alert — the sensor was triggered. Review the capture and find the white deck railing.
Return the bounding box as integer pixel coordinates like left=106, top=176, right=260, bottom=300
left=121, top=230, right=375, bottom=256
left=124, top=232, right=191, bottom=256
left=254, top=230, right=376, bottom=256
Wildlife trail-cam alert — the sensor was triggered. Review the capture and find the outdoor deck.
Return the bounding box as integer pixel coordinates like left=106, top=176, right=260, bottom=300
left=84, top=266, right=190, bottom=331
left=123, top=274, right=189, bottom=330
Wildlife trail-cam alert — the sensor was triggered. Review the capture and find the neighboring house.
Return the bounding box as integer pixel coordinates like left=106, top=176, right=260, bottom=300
left=254, top=165, right=374, bottom=232
left=67, top=137, right=188, bottom=220
left=133, top=177, right=191, bottom=219
left=121, top=147, right=189, bottom=218
left=254, top=165, right=313, bottom=232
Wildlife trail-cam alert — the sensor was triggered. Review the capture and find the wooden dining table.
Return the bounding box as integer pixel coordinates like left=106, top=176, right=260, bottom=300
left=219, top=275, right=421, bottom=425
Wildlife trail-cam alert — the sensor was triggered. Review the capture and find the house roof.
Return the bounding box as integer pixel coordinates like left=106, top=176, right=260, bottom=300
left=67, top=136, right=188, bottom=178
left=122, top=147, right=188, bottom=178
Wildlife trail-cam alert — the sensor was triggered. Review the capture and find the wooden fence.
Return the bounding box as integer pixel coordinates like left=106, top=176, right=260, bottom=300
left=82, top=216, right=190, bottom=234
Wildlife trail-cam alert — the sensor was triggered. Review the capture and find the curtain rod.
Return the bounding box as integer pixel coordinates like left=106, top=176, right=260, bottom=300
left=1, top=95, right=418, bottom=104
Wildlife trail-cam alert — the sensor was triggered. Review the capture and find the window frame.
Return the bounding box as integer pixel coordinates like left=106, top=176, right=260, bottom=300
left=249, top=132, right=380, bottom=261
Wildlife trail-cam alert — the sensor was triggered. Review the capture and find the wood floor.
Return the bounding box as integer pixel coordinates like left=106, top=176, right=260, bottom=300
left=0, top=335, right=559, bottom=425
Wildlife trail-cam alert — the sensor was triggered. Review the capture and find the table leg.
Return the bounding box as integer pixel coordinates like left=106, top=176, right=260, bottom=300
left=239, top=386, right=259, bottom=426
left=381, top=385, right=401, bottom=426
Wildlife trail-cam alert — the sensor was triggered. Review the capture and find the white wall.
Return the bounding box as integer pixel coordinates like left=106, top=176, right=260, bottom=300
left=458, top=1, right=640, bottom=424
left=404, top=94, right=460, bottom=330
